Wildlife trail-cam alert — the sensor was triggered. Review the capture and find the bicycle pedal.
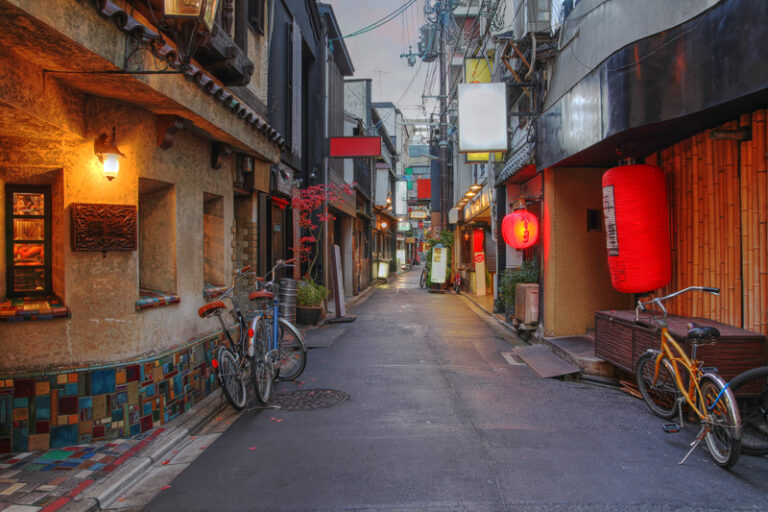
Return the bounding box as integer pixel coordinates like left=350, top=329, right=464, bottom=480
left=663, top=423, right=681, bottom=433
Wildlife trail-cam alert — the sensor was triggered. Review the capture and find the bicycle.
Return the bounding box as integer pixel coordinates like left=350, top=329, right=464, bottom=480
left=729, top=366, right=768, bottom=456
left=198, top=266, right=258, bottom=411
left=419, top=266, right=427, bottom=289
left=248, top=259, right=308, bottom=404
left=452, top=265, right=464, bottom=294
left=634, top=286, right=742, bottom=468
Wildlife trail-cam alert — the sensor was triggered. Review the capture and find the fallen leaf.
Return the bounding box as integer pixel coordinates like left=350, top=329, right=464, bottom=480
left=215, top=417, right=223, bottom=422
left=161, top=460, right=170, bottom=465
left=249, top=446, right=258, bottom=451
left=161, top=485, right=171, bottom=490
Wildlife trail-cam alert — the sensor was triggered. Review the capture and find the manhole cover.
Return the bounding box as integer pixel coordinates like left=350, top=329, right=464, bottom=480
left=269, top=389, right=349, bottom=411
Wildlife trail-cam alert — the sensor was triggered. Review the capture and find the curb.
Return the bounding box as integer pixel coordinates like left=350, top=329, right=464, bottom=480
left=458, top=292, right=527, bottom=347
left=61, top=391, right=228, bottom=512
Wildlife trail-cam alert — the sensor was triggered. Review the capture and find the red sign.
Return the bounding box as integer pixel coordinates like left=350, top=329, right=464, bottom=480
left=417, top=179, right=431, bottom=199
left=474, top=253, right=485, bottom=263
left=329, top=137, right=382, bottom=157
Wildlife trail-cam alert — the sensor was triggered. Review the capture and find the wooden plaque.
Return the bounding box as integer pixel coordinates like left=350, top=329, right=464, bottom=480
left=71, top=203, right=137, bottom=251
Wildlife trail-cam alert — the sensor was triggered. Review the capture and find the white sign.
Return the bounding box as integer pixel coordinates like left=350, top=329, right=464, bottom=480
left=431, top=244, right=447, bottom=284
left=458, top=83, right=508, bottom=153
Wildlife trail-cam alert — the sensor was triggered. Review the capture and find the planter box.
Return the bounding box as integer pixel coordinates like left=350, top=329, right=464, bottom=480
left=594, top=310, right=766, bottom=383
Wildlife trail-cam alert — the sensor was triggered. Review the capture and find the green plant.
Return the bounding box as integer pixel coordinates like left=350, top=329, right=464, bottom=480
left=499, top=259, right=539, bottom=308
left=296, top=279, right=329, bottom=307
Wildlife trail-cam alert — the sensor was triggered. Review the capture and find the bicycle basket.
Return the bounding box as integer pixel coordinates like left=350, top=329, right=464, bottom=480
left=232, top=277, right=267, bottom=322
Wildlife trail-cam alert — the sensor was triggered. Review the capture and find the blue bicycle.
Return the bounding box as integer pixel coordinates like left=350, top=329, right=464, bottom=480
left=248, top=259, right=307, bottom=404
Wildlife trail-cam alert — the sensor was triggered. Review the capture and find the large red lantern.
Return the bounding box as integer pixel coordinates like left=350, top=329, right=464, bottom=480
left=602, top=164, right=671, bottom=293
left=502, top=209, right=539, bottom=249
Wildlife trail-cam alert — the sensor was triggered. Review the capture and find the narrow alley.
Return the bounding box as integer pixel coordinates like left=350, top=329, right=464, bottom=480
left=130, top=270, right=768, bottom=512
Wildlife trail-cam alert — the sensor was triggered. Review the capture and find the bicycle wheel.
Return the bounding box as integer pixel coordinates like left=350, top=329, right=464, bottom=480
left=250, top=317, right=274, bottom=404
left=699, top=374, right=741, bottom=469
left=275, top=317, right=307, bottom=381
left=636, top=351, right=679, bottom=419
left=217, top=347, right=247, bottom=410
left=419, top=269, right=426, bottom=289
left=729, top=366, right=768, bottom=455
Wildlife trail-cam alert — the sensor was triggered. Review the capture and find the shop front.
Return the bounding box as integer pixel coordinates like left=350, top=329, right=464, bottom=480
left=458, top=186, right=494, bottom=297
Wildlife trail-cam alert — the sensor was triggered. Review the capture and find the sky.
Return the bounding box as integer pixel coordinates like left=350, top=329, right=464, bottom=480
left=323, top=0, right=440, bottom=121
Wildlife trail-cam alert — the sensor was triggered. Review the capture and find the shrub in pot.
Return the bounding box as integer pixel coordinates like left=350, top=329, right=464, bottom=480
left=296, top=280, right=329, bottom=325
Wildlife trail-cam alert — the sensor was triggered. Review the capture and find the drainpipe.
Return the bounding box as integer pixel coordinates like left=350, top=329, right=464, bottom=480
left=321, top=24, right=330, bottom=291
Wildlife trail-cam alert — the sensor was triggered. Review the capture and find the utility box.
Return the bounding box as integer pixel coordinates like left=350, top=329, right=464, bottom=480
left=515, top=283, right=539, bottom=324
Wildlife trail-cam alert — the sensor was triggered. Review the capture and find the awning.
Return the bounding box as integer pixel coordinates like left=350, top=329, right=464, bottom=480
left=495, top=143, right=536, bottom=186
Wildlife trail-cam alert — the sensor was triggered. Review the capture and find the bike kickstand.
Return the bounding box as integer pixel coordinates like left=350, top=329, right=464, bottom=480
left=678, top=426, right=707, bottom=465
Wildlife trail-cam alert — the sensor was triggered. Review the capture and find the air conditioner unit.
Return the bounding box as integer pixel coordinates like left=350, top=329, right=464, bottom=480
left=513, top=0, right=552, bottom=38
left=514, top=283, right=539, bottom=324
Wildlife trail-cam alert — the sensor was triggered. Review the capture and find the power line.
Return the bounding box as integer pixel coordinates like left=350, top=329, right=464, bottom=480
left=333, top=0, right=419, bottom=41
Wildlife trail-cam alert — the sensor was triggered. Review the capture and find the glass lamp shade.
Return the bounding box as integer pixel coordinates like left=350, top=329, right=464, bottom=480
left=163, top=0, right=220, bottom=31
left=103, top=153, right=120, bottom=180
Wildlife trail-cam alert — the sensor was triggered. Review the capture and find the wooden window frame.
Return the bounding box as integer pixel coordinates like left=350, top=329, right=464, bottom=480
left=248, top=0, right=265, bottom=35
left=5, top=185, right=52, bottom=298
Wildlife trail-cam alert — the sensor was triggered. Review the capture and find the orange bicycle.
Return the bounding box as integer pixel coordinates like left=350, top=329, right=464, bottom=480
left=634, top=286, right=742, bottom=468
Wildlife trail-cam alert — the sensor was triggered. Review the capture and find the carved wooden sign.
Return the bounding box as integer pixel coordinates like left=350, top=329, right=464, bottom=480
left=71, top=203, right=137, bottom=251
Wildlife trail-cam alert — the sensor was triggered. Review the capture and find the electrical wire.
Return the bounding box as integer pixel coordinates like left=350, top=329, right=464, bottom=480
left=333, top=0, right=419, bottom=41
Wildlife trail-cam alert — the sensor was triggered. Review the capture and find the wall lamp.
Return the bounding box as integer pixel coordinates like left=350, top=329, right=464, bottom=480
left=94, top=127, right=124, bottom=180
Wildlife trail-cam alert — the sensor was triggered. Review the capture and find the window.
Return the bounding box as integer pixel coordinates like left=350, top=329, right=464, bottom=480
left=203, top=193, right=225, bottom=287
left=248, top=0, right=264, bottom=35
left=138, top=179, right=177, bottom=300
left=5, top=185, right=51, bottom=297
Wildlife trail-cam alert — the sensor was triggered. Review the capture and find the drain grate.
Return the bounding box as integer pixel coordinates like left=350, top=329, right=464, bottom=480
left=501, top=351, right=526, bottom=366
left=269, top=389, right=349, bottom=411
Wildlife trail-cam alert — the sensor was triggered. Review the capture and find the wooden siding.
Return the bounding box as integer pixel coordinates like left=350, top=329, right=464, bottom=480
left=647, top=110, right=768, bottom=336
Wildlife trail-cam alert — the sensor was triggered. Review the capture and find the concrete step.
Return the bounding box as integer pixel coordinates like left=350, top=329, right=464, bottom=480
left=542, top=335, right=616, bottom=378
left=513, top=345, right=581, bottom=378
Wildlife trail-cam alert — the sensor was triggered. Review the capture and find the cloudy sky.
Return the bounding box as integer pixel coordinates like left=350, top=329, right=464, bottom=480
left=323, top=0, right=439, bottom=121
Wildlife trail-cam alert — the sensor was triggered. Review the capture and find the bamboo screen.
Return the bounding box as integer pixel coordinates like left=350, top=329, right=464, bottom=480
left=647, top=110, right=767, bottom=336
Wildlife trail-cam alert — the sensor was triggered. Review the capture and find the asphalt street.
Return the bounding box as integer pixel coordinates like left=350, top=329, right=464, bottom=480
left=133, top=270, right=768, bottom=511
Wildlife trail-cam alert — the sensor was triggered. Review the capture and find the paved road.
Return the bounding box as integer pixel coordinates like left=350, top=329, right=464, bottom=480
left=135, top=269, right=768, bottom=511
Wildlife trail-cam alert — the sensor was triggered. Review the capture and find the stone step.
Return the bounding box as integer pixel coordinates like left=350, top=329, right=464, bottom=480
left=542, top=335, right=617, bottom=378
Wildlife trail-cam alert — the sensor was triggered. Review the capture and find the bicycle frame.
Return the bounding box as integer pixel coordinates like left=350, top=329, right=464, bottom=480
left=652, top=328, right=709, bottom=422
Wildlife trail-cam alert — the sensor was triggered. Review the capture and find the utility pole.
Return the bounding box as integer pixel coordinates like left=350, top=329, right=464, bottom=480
left=438, top=2, right=449, bottom=230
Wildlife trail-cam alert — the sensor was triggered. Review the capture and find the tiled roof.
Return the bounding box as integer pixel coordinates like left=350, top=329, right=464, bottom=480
left=495, top=142, right=534, bottom=186
left=95, top=0, right=285, bottom=150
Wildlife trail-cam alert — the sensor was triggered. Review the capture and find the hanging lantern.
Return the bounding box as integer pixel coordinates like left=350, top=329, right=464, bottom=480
left=602, top=164, right=671, bottom=293
left=502, top=208, right=539, bottom=249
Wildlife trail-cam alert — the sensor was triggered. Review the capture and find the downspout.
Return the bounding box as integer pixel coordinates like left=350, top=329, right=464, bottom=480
left=321, top=23, right=330, bottom=292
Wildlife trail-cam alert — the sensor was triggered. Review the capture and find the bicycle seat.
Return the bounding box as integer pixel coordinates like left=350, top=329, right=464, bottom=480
left=198, top=301, right=226, bottom=318
left=686, top=323, right=720, bottom=344
left=249, top=290, right=274, bottom=301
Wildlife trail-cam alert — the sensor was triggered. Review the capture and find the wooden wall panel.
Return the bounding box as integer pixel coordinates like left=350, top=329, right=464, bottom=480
left=649, top=111, right=768, bottom=336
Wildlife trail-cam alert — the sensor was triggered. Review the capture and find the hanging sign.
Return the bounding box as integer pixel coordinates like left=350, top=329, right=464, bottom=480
left=329, top=137, right=382, bottom=157
left=430, top=243, right=447, bottom=284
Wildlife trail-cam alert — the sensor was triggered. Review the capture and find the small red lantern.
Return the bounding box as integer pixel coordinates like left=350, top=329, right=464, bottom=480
left=502, top=209, right=539, bottom=249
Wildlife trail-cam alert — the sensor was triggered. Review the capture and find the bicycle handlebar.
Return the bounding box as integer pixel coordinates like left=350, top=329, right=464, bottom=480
left=636, top=286, right=720, bottom=323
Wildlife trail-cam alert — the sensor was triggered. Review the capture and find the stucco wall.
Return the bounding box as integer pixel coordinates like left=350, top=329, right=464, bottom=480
left=1, top=94, right=236, bottom=371
left=542, top=167, right=631, bottom=337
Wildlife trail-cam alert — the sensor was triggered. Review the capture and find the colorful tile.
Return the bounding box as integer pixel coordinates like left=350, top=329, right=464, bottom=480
left=57, top=398, right=77, bottom=416
left=91, top=370, right=115, bottom=396
left=34, top=382, right=49, bottom=396
left=12, top=381, right=34, bottom=399
left=49, top=426, right=78, bottom=449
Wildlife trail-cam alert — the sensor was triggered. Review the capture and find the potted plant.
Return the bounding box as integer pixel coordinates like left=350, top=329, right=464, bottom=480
left=499, top=259, right=539, bottom=322
left=296, top=279, right=329, bottom=325
left=291, top=183, right=353, bottom=325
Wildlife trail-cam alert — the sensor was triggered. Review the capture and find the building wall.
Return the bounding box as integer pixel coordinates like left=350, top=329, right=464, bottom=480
left=1, top=95, right=235, bottom=370
left=542, top=167, right=631, bottom=337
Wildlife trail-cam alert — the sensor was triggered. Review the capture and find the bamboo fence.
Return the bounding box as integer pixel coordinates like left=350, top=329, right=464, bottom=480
left=647, top=111, right=768, bottom=336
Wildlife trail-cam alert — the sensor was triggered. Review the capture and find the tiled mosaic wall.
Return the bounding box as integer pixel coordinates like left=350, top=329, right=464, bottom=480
left=0, top=334, right=222, bottom=453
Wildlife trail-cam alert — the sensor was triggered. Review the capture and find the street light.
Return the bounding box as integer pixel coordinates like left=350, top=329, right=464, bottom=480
left=160, top=0, right=221, bottom=67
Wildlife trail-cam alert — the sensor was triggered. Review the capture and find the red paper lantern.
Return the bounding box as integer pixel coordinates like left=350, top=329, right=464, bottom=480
left=602, top=164, right=671, bottom=293
left=502, top=209, right=539, bottom=249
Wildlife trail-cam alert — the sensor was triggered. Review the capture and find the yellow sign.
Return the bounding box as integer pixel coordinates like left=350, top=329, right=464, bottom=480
left=465, top=58, right=492, bottom=83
